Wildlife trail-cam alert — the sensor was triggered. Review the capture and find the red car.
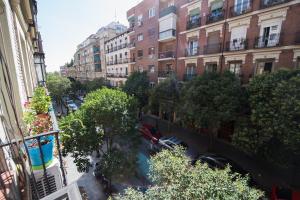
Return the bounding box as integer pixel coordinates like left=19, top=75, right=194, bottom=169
left=138, top=123, right=162, bottom=144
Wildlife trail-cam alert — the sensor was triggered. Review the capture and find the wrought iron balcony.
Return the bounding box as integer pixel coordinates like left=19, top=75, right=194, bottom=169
left=204, top=43, right=222, bottom=54
left=159, top=29, right=176, bottom=41
left=254, top=34, right=282, bottom=48
left=107, top=73, right=128, bottom=78
left=260, top=0, right=290, bottom=9
left=185, top=47, right=200, bottom=57
left=158, top=51, right=175, bottom=60
left=206, top=10, right=224, bottom=24
left=158, top=70, right=175, bottom=78
left=225, top=39, right=248, bottom=51
left=186, top=16, right=201, bottom=30
left=229, top=0, right=252, bottom=17
left=183, top=73, right=197, bottom=81
left=159, top=5, right=177, bottom=18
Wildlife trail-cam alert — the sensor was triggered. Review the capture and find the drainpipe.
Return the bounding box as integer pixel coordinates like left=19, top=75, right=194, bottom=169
left=220, top=0, right=230, bottom=72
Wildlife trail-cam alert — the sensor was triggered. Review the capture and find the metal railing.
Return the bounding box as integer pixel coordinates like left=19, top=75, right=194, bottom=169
left=159, top=5, right=177, bottom=18
left=206, top=10, right=225, bottom=24
left=229, top=0, right=252, bottom=17
left=159, top=29, right=176, bottom=40
left=159, top=51, right=175, bottom=59
left=204, top=43, right=222, bottom=54
left=128, top=42, right=136, bottom=48
left=254, top=34, right=282, bottom=48
left=260, top=0, right=290, bottom=9
left=225, top=39, right=248, bottom=51
left=158, top=70, right=175, bottom=77
left=186, top=16, right=201, bottom=30
left=185, top=47, right=200, bottom=57
left=107, top=73, right=128, bottom=78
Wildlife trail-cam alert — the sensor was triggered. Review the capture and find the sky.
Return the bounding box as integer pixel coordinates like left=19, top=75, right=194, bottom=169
left=37, top=0, right=140, bottom=72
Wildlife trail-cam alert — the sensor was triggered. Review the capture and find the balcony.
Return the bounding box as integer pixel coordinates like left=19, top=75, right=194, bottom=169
left=107, top=73, right=128, bottom=78
left=159, top=29, right=176, bottom=42
left=128, top=57, right=136, bottom=63
left=186, top=16, right=201, bottom=30
left=206, top=10, right=224, bottom=24
left=158, top=70, right=175, bottom=78
left=260, top=0, right=290, bottom=9
left=183, top=73, right=197, bottom=81
left=159, top=5, right=177, bottom=18
left=230, top=0, right=252, bottom=17
left=128, top=25, right=135, bottom=33
left=225, top=39, right=248, bottom=51
left=158, top=51, right=175, bottom=61
left=185, top=47, right=200, bottom=57
left=128, top=42, right=136, bottom=49
left=254, top=34, right=282, bottom=48
left=204, top=43, right=222, bottom=54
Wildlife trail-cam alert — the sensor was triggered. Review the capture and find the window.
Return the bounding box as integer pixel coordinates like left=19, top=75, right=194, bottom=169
left=229, top=63, right=241, bottom=76
left=205, top=63, right=218, bottom=72
left=120, top=53, right=122, bottom=59
left=137, top=50, right=143, bottom=58
left=256, top=61, right=273, bottom=74
left=234, top=0, right=250, bottom=14
left=297, top=57, right=300, bottom=69
left=148, top=65, right=155, bottom=73
left=137, top=33, right=144, bottom=41
left=138, top=14, right=143, bottom=26
left=125, top=52, right=128, bottom=57
left=187, top=40, right=198, bottom=56
left=210, top=0, right=223, bottom=17
left=150, top=82, right=156, bottom=88
left=148, top=47, right=155, bottom=55
left=168, top=0, right=175, bottom=7
left=149, top=7, right=156, bottom=18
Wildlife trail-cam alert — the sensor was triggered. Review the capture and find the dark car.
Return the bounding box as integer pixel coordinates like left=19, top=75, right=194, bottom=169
left=138, top=123, right=162, bottom=144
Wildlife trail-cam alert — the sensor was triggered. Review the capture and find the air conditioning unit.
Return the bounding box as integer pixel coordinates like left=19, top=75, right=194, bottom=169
left=31, top=158, right=63, bottom=199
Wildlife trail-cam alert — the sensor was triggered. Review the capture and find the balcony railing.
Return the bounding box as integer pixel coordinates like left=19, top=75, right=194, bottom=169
left=107, top=73, right=128, bottom=78
left=230, top=0, right=252, bottom=17
left=128, top=26, right=135, bottom=32
left=206, top=10, right=224, bottom=24
left=186, top=16, right=201, bottom=30
left=225, top=39, right=248, bottom=51
left=185, top=47, right=200, bottom=57
left=128, top=42, right=136, bottom=48
left=159, top=29, right=176, bottom=41
left=158, top=70, right=175, bottom=77
left=159, top=5, right=177, bottom=18
left=254, top=34, right=282, bottom=48
left=183, top=73, right=197, bottom=81
left=260, top=0, right=290, bottom=9
left=159, top=51, right=175, bottom=59
left=204, top=43, right=222, bottom=54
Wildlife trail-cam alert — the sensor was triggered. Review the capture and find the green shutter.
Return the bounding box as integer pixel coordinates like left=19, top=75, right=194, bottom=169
left=189, top=8, right=200, bottom=16
left=211, top=0, right=223, bottom=11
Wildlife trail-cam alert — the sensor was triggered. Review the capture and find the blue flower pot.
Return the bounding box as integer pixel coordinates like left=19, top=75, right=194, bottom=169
left=25, top=135, right=55, bottom=169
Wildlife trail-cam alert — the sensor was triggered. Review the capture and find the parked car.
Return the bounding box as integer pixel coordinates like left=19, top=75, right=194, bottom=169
left=138, top=123, right=162, bottom=144
left=78, top=95, right=84, bottom=102
left=66, top=100, right=78, bottom=111
left=158, top=136, right=188, bottom=150
left=271, top=186, right=300, bottom=200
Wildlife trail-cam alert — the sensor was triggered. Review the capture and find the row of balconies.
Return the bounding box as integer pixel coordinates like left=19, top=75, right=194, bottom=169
left=106, top=43, right=129, bottom=53
left=106, top=73, right=128, bottom=78
left=157, top=70, right=197, bottom=81
left=106, top=58, right=136, bottom=66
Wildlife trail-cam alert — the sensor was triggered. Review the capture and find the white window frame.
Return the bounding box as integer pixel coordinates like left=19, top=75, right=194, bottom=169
left=149, top=7, right=156, bottom=18
left=137, top=34, right=144, bottom=41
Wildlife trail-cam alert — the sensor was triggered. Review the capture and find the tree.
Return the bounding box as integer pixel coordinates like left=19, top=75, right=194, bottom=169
left=179, top=71, right=244, bottom=135
left=60, top=88, right=139, bottom=189
left=46, top=72, right=71, bottom=113
left=84, top=78, right=106, bottom=93
left=149, top=77, right=180, bottom=121
left=114, top=147, right=264, bottom=200
left=123, top=71, right=150, bottom=109
left=233, top=69, right=300, bottom=166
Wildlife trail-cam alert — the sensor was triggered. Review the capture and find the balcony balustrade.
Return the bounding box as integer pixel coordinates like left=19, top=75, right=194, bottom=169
left=186, top=16, right=201, bottom=30
left=158, top=70, right=175, bottom=77
left=204, top=43, right=222, bottom=54
left=225, top=39, right=248, bottom=51
left=185, top=47, right=200, bottom=57
left=206, top=10, right=224, bottom=24
left=260, top=0, right=290, bottom=9
left=107, top=73, right=128, bottom=78
left=159, top=29, right=176, bottom=41
left=159, top=51, right=175, bottom=59
left=254, top=34, right=282, bottom=48
left=159, top=5, right=177, bottom=18
left=230, top=0, right=252, bottom=17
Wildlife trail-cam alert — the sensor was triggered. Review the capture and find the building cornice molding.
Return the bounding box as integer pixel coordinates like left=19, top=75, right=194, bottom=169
left=224, top=53, right=247, bottom=64
left=252, top=50, right=281, bottom=63
left=257, top=7, right=288, bottom=25
left=228, top=16, right=251, bottom=31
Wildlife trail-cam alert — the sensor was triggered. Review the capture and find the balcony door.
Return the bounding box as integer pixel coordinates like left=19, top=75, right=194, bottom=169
left=234, top=0, right=250, bottom=14
left=188, top=40, right=198, bottom=56
left=230, top=26, right=247, bottom=51
left=256, top=61, right=273, bottom=74
left=259, top=20, right=282, bottom=47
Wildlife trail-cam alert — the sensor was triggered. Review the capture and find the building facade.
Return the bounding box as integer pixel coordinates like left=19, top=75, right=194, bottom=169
left=127, top=0, right=300, bottom=84
left=71, top=22, right=127, bottom=82
left=105, top=31, right=132, bottom=86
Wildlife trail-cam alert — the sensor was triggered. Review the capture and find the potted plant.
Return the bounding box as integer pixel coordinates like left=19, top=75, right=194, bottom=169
left=23, top=87, right=55, bottom=170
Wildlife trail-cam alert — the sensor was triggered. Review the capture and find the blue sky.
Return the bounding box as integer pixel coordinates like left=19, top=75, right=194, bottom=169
left=37, top=0, right=139, bottom=72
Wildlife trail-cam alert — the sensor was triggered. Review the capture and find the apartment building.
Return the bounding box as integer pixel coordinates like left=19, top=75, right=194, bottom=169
left=105, top=31, right=132, bottom=86
left=127, top=0, right=300, bottom=84
left=72, top=22, right=127, bottom=82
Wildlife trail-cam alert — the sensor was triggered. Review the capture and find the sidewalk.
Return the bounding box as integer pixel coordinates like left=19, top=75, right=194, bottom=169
left=142, top=115, right=299, bottom=192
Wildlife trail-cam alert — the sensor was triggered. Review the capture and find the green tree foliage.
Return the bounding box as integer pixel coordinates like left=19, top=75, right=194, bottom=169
left=123, top=71, right=150, bottom=108
left=114, top=147, right=264, bottom=200
left=31, top=87, right=51, bottom=114
left=84, top=78, right=106, bottom=93
left=60, top=88, right=139, bottom=184
left=149, top=77, right=180, bottom=120
left=47, top=72, right=71, bottom=113
left=233, top=69, right=300, bottom=166
left=179, top=71, right=244, bottom=133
